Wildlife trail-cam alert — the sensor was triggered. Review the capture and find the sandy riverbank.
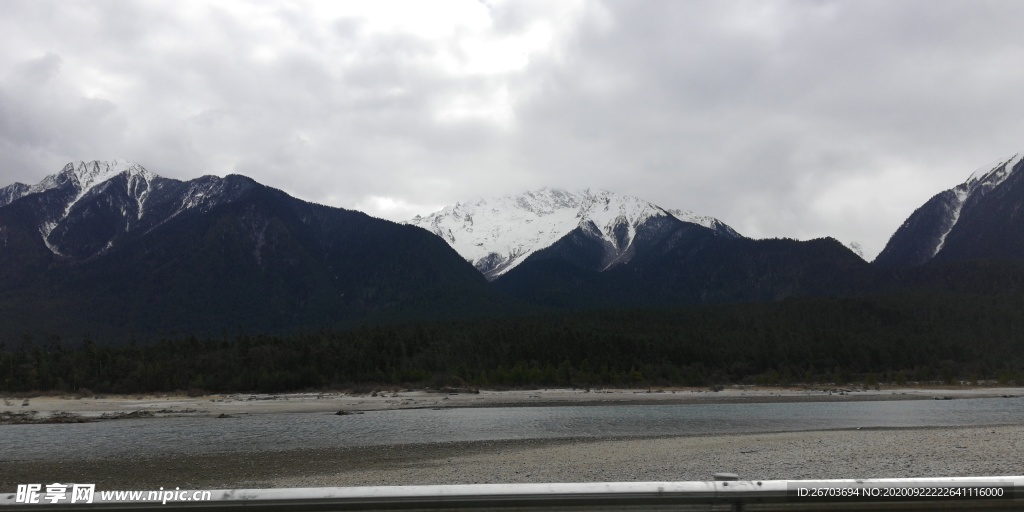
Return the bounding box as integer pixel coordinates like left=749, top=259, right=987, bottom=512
left=2, top=387, right=1021, bottom=491
left=3, top=425, right=1022, bottom=491
left=3, top=386, right=1021, bottom=420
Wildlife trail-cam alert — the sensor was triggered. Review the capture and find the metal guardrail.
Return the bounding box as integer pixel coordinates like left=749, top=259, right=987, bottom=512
left=1, top=476, right=1021, bottom=511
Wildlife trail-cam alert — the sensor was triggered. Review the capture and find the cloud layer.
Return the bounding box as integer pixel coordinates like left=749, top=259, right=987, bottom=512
left=3, top=0, right=1024, bottom=259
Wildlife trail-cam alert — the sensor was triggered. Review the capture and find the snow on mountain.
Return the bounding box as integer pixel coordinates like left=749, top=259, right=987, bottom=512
left=405, top=188, right=739, bottom=279
left=3, top=160, right=152, bottom=205
left=932, top=153, right=1022, bottom=257
left=666, top=209, right=743, bottom=239
left=0, top=182, right=29, bottom=208
left=874, top=151, right=1024, bottom=267
left=4, top=160, right=157, bottom=254
left=59, top=160, right=154, bottom=207
left=0, top=160, right=254, bottom=257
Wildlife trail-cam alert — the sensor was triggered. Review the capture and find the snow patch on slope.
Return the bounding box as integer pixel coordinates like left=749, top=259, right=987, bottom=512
left=166, top=176, right=237, bottom=222
left=932, top=188, right=969, bottom=257
left=933, top=152, right=1023, bottom=257
left=666, top=209, right=743, bottom=238
left=967, top=153, right=1023, bottom=187
left=0, top=183, right=30, bottom=207
left=6, top=160, right=157, bottom=254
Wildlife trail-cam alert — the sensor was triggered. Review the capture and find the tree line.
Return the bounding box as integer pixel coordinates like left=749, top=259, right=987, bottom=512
left=2, top=291, right=1023, bottom=393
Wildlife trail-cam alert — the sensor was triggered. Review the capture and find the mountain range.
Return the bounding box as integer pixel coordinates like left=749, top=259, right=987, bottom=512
left=3, top=154, right=1024, bottom=342
left=403, top=188, right=871, bottom=308
left=0, top=161, right=496, bottom=341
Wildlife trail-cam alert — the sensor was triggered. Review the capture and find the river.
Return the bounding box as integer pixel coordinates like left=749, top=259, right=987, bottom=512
left=4, top=396, right=1023, bottom=460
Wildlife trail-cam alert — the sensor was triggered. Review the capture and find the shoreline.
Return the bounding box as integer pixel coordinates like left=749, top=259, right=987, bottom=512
left=3, top=388, right=1021, bottom=491
left=2, top=424, right=1022, bottom=491
left=3, top=385, right=1021, bottom=422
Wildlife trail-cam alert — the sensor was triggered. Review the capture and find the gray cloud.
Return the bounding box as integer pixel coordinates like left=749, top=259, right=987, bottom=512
left=2, top=0, right=1024, bottom=259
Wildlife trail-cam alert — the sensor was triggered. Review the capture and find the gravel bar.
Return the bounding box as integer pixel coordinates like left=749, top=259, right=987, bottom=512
left=3, top=425, right=1022, bottom=491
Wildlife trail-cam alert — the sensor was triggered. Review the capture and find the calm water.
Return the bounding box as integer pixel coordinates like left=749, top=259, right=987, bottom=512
left=4, top=397, right=1023, bottom=460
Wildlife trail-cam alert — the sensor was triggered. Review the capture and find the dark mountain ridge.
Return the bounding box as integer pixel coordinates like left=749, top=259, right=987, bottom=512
left=8, top=154, right=1024, bottom=345
left=875, top=153, right=1024, bottom=267
left=494, top=212, right=875, bottom=308
left=0, top=161, right=499, bottom=342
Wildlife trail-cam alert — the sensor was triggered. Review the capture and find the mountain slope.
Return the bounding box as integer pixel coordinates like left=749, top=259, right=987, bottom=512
left=494, top=212, right=873, bottom=308
left=0, top=161, right=498, bottom=342
left=875, top=153, right=1024, bottom=267
left=404, top=188, right=741, bottom=279
left=666, top=208, right=742, bottom=239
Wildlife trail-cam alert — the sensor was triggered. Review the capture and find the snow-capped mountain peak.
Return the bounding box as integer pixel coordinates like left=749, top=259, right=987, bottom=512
left=405, top=188, right=739, bottom=279
left=9, top=160, right=155, bottom=255
left=406, top=188, right=608, bottom=277
left=0, top=160, right=258, bottom=259
left=2, top=160, right=154, bottom=208
left=62, top=160, right=152, bottom=198
left=576, top=189, right=670, bottom=245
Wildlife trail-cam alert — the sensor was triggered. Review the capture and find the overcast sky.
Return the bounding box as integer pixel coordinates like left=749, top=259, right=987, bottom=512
left=3, top=0, right=1024, bottom=259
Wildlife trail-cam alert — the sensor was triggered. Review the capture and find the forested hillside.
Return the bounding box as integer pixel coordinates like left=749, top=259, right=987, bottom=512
left=4, top=288, right=1022, bottom=393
